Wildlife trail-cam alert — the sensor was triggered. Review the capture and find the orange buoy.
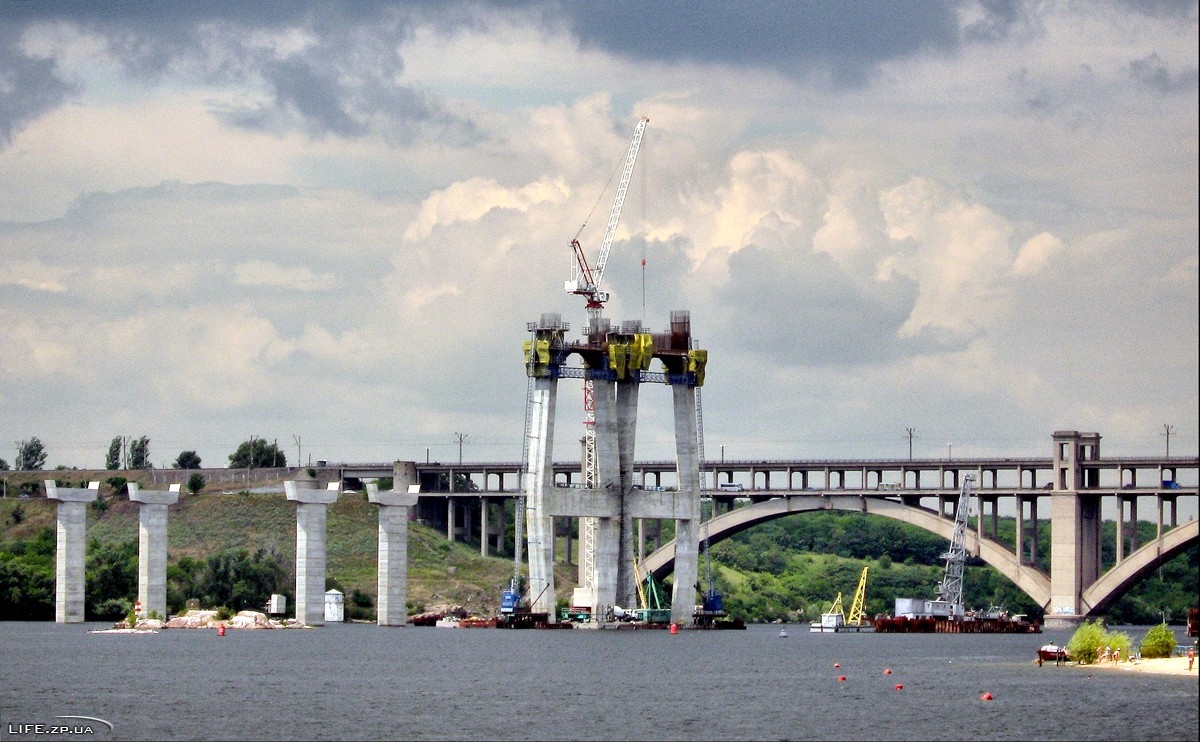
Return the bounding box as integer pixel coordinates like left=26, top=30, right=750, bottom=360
left=894, top=684, right=903, bottom=690
left=980, top=692, right=993, bottom=701
left=833, top=662, right=841, bottom=668
left=837, top=675, right=846, bottom=682
left=883, top=668, right=892, bottom=675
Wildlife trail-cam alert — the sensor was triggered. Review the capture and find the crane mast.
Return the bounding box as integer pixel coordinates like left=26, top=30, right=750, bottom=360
left=566, top=116, right=649, bottom=591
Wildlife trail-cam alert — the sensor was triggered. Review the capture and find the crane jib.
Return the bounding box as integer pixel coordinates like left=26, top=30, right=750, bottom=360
left=566, top=117, right=649, bottom=304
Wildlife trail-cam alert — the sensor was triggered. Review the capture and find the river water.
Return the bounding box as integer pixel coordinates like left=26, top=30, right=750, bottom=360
left=1, top=622, right=1196, bottom=741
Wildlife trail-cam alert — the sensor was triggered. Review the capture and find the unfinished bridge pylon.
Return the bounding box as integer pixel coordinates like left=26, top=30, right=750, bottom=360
left=521, top=310, right=708, bottom=626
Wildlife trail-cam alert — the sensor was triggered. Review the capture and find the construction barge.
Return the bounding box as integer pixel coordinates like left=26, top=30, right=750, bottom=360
left=875, top=474, right=1040, bottom=635
left=874, top=614, right=1041, bottom=634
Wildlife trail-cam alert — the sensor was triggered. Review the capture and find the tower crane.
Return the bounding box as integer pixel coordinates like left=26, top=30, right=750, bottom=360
left=565, top=116, right=650, bottom=324
left=565, top=116, right=649, bottom=593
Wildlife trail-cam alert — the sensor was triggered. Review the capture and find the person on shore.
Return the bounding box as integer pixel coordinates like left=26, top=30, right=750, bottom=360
left=1100, top=645, right=1110, bottom=663
left=1188, top=647, right=1195, bottom=672
left=1111, top=647, right=1120, bottom=663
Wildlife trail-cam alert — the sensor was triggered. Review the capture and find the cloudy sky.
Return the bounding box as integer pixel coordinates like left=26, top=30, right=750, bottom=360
left=1, top=0, right=1196, bottom=472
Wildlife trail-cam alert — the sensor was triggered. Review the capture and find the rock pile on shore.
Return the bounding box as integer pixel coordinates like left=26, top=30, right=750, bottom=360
left=112, top=609, right=307, bottom=630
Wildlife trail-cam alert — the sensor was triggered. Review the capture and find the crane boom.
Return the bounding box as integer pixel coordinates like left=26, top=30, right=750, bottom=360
left=935, top=473, right=975, bottom=616
left=566, top=116, right=649, bottom=309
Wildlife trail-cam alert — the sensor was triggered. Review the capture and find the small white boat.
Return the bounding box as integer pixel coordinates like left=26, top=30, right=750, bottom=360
left=434, top=616, right=461, bottom=628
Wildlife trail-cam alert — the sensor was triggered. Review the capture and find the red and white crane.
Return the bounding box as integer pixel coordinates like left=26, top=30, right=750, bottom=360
left=566, top=116, right=649, bottom=592
left=565, top=116, right=650, bottom=320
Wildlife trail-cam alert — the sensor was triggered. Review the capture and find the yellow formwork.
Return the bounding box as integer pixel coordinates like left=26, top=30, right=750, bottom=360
left=688, top=348, right=708, bottom=386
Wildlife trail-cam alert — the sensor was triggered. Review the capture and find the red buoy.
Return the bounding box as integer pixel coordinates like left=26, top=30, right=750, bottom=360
left=837, top=675, right=847, bottom=682
left=980, top=692, right=993, bottom=701
left=883, top=668, right=892, bottom=675
left=669, top=623, right=678, bottom=635
left=833, top=662, right=841, bottom=668
left=217, top=624, right=226, bottom=636
left=894, top=684, right=903, bottom=690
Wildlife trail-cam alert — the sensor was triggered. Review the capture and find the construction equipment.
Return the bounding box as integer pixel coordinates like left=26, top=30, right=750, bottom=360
left=810, top=592, right=846, bottom=632
left=632, top=558, right=671, bottom=623
left=933, top=473, right=975, bottom=618
left=566, top=116, right=649, bottom=592
left=565, top=116, right=650, bottom=315
left=846, top=566, right=869, bottom=626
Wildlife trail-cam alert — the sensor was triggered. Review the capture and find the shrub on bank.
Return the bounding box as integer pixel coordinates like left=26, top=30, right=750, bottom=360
left=1140, top=623, right=1176, bottom=658
left=1067, top=619, right=1131, bottom=664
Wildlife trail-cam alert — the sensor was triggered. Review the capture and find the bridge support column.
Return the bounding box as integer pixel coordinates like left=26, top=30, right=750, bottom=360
left=524, top=374, right=559, bottom=618
left=45, top=481, right=99, bottom=623
left=1129, top=498, right=1138, bottom=551
left=615, top=379, right=640, bottom=609
left=1116, top=496, right=1127, bottom=563
left=1048, top=491, right=1103, bottom=627
left=1046, top=430, right=1103, bottom=628
left=128, top=483, right=180, bottom=619
left=669, top=384, right=701, bottom=627
left=591, top=376, right=621, bottom=617
left=1029, top=496, right=1039, bottom=565
left=285, top=479, right=338, bottom=626
left=367, top=481, right=419, bottom=626
left=1016, top=495, right=1027, bottom=565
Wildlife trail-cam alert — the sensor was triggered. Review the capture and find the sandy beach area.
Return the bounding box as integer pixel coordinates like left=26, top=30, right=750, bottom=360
left=1073, top=655, right=1199, bottom=677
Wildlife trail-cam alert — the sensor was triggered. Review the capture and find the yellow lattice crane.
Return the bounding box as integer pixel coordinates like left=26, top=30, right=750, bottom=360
left=846, top=566, right=870, bottom=626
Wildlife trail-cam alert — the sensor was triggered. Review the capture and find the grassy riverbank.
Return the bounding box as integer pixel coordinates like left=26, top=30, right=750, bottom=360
left=0, top=488, right=576, bottom=617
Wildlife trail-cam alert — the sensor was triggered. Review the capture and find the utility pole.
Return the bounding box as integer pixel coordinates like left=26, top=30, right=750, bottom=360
left=293, top=435, right=301, bottom=468
left=906, top=427, right=917, bottom=461
left=453, top=432, right=470, bottom=464
left=1162, top=423, right=1175, bottom=458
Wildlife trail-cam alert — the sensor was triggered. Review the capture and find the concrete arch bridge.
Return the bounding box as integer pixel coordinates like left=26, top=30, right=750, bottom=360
left=641, top=491, right=1198, bottom=626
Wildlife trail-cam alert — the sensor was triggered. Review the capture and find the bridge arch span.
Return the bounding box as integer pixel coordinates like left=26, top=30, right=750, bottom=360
left=1081, top=520, right=1199, bottom=615
left=641, top=494, right=1053, bottom=607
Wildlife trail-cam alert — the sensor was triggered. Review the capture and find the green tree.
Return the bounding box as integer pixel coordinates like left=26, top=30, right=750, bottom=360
left=0, top=527, right=56, bottom=619
left=106, top=437, right=122, bottom=470
left=1066, top=619, right=1131, bottom=664
left=186, top=472, right=206, bottom=495
left=174, top=450, right=202, bottom=469
left=1139, top=623, right=1177, bottom=658
left=228, top=439, right=287, bottom=469
left=0, top=458, right=9, bottom=470
left=15, top=437, right=47, bottom=470
left=85, top=538, right=138, bottom=620
left=129, top=436, right=151, bottom=469
left=184, top=547, right=290, bottom=612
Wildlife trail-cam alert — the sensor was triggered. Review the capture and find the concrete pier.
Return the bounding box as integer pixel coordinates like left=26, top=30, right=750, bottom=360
left=367, top=462, right=420, bottom=626
left=285, top=479, right=338, bottom=626
left=669, top=384, right=702, bottom=626
left=45, top=481, right=100, bottom=623
left=524, top=372, right=560, bottom=617
left=128, top=483, right=180, bottom=619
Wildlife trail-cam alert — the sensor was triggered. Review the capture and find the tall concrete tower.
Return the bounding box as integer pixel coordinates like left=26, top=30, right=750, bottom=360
left=521, top=310, right=707, bottom=626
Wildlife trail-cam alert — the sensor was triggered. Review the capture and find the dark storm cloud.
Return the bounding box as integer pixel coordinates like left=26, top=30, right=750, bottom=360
left=1127, top=52, right=1199, bottom=94
left=560, top=1, right=967, bottom=87
left=0, top=25, right=78, bottom=146
left=0, top=0, right=474, bottom=144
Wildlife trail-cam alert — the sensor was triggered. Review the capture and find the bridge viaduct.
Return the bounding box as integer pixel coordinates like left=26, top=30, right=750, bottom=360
left=43, top=430, right=1197, bottom=628
left=315, top=429, right=1198, bottom=628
